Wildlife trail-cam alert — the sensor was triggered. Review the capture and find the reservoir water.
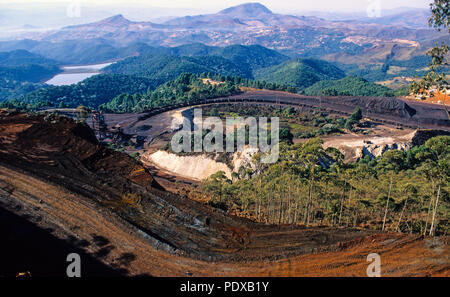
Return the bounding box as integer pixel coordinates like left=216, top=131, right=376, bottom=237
left=45, top=62, right=113, bottom=86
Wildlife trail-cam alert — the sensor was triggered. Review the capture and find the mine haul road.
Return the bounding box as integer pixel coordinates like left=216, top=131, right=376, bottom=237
left=133, top=91, right=450, bottom=131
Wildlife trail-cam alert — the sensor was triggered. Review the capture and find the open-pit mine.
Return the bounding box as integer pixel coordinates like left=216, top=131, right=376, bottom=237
left=0, top=90, right=449, bottom=277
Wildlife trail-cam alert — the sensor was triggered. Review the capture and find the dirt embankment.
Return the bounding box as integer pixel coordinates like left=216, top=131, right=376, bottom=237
left=200, top=91, right=450, bottom=130
left=0, top=111, right=448, bottom=277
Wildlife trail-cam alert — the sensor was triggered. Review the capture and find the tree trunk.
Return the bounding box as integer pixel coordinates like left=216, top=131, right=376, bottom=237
left=424, top=183, right=435, bottom=236
left=294, top=190, right=299, bottom=224
left=304, top=181, right=310, bottom=224
left=396, top=196, right=408, bottom=233
left=306, top=178, right=313, bottom=225
left=287, top=178, right=292, bottom=223
left=346, top=186, right=353, bottom=227
left=429, top=185, right=441, bottom=236
left=258, top=177, right=262, bottom=221
left=382, top=177, right=392, bottom=231
left=338, top=180, right=346, bottom=225
left=278, top=192, right=283, bottom=225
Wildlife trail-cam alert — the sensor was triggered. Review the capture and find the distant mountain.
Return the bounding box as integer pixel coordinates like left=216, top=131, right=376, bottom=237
left=0, top=49, right=61, bottom=101
left=353, top=8, right=431, bottom=29
left=0, top=49, right=59, bottom=66
left=163, top=2, right=333, bottom=29
left=95, top=14, right=132, bottom=27
left=0, top=39, right=42, bottom=52
left=218, top=2, right=273, bottom=18
left=16, top=2, right=442, bottom=66
left=254, top=59, right=346, bottom=90
left=0, top=49, right=61, bottom=91
left=103, top=44, right=289, bottom=80
left=299, top=7, right=430, bottom=28
left=0, top=2, right=445, bottom=91
left=0, top=40, right=157, bottom=65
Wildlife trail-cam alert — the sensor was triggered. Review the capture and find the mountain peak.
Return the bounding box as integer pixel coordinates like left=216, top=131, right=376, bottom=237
left=101, top=14, right=131, bottom=26
left=219, top=3, right=273, bottom=18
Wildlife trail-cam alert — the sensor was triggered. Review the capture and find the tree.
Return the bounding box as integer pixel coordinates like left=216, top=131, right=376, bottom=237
left=377, top=150, right=406, bottom=173
left=203, top=171, right=231, bottom=203
left=76, top=105, right=90, bottom=122
left=279, top=127, right=294, bottom=144
left=345, top=107, right=363, bottom=131
left=350, top=107, right=363, bottom=122
left=396, top=183, right=416, bottom=232
left=410, top=0, right=449, bottom=96
left=382, top=175, right=393, bottom=231
left=429, top=0, right=449, bottom=32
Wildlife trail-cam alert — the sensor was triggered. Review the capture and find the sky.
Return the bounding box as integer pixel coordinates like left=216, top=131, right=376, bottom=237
left=0, top=0, right=433, bottom=14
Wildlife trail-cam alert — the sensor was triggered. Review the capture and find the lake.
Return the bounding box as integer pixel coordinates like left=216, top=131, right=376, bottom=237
left=45, top=62, right=114, bottom=86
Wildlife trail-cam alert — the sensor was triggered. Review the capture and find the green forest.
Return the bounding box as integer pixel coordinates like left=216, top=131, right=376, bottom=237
left=103, top=43, right=289, bottom=80
left=0, top=74, right=159, bottom=110
left=197, top=135, right=449, bottom=236
left=0, top=41, right=435, bottom=111
left=254, top=58, right=346, bottom=90
left=99, top=73, right=243, bottom=113
left=104, top=55, right=253, bottom=82
left=0, top=49, right=61, bottom=101
left=304, top=76, right=406, bottom=97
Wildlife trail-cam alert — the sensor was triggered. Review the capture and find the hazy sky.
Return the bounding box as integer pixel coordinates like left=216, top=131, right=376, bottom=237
left=0, top=0, right=433, bottom=13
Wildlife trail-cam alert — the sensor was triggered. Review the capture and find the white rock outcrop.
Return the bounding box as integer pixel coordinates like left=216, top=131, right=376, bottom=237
left=144, top=146, right=258, bottom=181
left=145, top=150, right=233, bottom=180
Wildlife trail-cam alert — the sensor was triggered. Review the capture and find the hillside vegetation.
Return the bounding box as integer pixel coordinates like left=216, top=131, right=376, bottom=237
left=0, top=43, right=407, bottom=106
left=0, top=49, right=61, bottom=101
left=1, top=74, right=158, bottom=110
left=304, top=76, right=397, bottom=97
left=104, top=55, right=252, bottom=82
left=198, top=136, right=449, bottom=236
left=99, top=73, right=242, bottom=113
left=0, top=49, right=61, bottom=83
left=104, top=44, right=289, bottom=80
left=254, top=59, right=346, bottom=90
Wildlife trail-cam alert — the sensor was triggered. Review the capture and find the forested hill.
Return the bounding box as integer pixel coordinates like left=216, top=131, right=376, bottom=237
left=254, top=59, right=346, bottom=91
left=0, top=49, right=60, bottom=67
left=0, top=43, right=406, bottom=108
left=0, top=49, right=61, bottom=83
left=104, top=55, right=253, bottom=82
left=304, top=77, right=402, bottom=97
left=103, top=43, right=290, bottom=80
left=0, top=49, right=62, bottom=101
left=1, top=74, right=158, bottom=110
left=103, top=53, right=357, bottom=95
left=99, top=73, right=243, bottom=113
